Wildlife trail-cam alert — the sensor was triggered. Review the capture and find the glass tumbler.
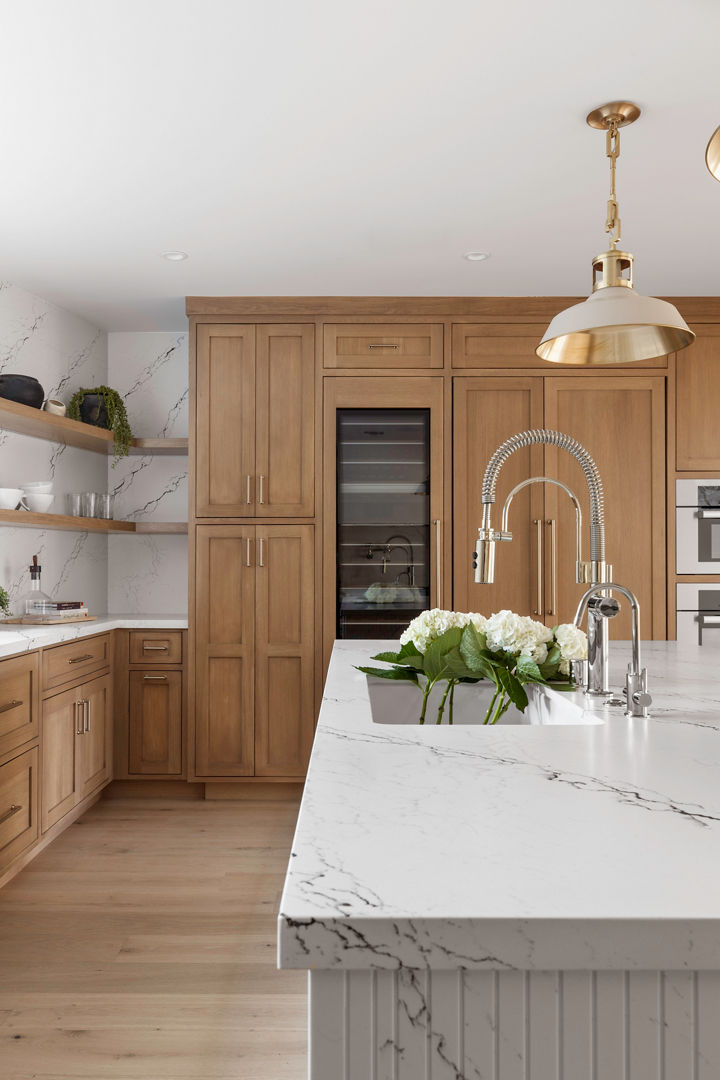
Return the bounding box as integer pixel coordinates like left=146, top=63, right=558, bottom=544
left=80, top=492, right=96, bottom=518
left=94, top=494, right=115, bottom=519
left=66, top=493, right=82, bottom=516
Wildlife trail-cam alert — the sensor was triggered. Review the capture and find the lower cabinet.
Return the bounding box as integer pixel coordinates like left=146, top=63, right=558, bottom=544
left=128, top=669, right=183, bottom=775
left=194, top=523, right=315, bottom=779
left=41, top=673, right=112, bottom=833
left=0, top=746, right=39, bottom=873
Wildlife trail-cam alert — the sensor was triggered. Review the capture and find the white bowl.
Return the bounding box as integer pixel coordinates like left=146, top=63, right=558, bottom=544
left=22, top=481, right=53, bottom=493
left=0, top=487, right=23, bottom=510
left=21, top=493, right=54, bottom=513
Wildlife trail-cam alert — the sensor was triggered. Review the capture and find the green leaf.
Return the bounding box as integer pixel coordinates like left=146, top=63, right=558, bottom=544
left=422, top=627, right=464, bottom=679
left=398, top=640, right=422, bottom=659
left=370, top=645, right=425, bottom=670
left=443, top=647, right=483, bottom=682
left=497, top=667, right=528, bottom=712
left=515, top=656, right=545, bottom=684
left=545, top=679, right=577, bottom=693
left=370, top=650, right=403, bottom=663
left=459, top=624, right=495, bottom=678
left=356, top=665, right=419, bottom=684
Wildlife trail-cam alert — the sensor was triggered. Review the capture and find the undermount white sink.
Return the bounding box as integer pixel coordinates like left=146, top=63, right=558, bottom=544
left=366, top=676, right=604, bottom=726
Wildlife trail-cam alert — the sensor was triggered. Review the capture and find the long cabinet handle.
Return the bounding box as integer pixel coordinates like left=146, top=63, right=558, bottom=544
left=0, top=803, right=22, bottom=826
left=258, top=475, right=265, bottom=504
left=258, top=537, right=264, bottom=567
left=245, top=537, right=253, bottom=567
left=143, top=675, right=167, bottom=681
left=546, top=519, right=557, bottom=617
left=245, top=475, right=252, bottom=505
left=67, top=654, right=93, bottom=665
left=0, top=699, right=22, bottom=714
left=368, top=343, right=399, bottom=349
left=75, top=701, right=83, bottom=735
left=433, top=519, right=441, bottom=605
left=533, top=519, right=543, bottom=616
left=84, top=699, right=90, bottom=734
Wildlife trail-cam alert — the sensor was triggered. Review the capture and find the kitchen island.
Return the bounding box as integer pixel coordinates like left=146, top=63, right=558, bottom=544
left=279, top=639, right=720, bottom=1079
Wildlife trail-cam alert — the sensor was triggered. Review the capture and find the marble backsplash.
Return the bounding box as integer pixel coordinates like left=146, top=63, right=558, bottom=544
left=0, top=281, right=109, bottom=614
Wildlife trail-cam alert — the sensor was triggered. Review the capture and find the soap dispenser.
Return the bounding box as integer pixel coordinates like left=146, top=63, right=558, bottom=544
left=18, top=555, right=53, bottom=615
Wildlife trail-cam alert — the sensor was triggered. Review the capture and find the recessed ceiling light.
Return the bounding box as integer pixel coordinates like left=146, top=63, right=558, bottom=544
left=161, top=251, right=189, bottom=261
left=463, top=251, right=490, bottom=261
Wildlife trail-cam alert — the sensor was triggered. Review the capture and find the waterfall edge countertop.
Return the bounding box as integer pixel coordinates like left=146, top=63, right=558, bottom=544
left=0, top=614, right=188, bottom=659
left=278, top=639, right=720, bottom=971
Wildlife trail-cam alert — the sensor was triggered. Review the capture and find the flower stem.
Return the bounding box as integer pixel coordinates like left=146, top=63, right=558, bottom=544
left=419, top=679, right=434, bottom=724
left=448, top=681, right=455, bottom=725
left=490, top=691, right=509, bottom=725
left=436, top=680, right=454, bottom=724
left=483, top=685, right=501, bottom=725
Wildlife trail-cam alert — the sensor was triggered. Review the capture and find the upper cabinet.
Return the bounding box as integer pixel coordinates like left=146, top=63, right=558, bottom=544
left=195, top=323, right=315, bottom=517
left=452, top=322, right=669, bottom=370
left=324, top=324, right=443, bottom=369
left=676, top=325, right=720, bottom=471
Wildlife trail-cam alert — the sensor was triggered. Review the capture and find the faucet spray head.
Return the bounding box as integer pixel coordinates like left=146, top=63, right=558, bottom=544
left=473, top=530, right=496, bottom=584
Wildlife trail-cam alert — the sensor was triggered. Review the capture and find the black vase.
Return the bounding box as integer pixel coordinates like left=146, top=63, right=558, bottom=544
left=0, top=374, right=45, bottom=409
left=78, top=393, right=109, bottom=429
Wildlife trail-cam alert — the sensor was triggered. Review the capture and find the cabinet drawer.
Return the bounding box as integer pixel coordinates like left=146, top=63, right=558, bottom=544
left=0, top=653, right=39, bottom=757
left=129, top=630, right=183, bottom=665
left=0, top=746, right=38, bottom=871
left=42, top=634, right=110, bottom=691
left=324, top=324, right=443, bottom=368
left=452, top=322, right=669, bottom=369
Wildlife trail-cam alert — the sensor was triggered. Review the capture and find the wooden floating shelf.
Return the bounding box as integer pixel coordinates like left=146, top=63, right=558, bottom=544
left=0, top=510, right=188, bottom=535
left=0, top=398, right=188, bottom=455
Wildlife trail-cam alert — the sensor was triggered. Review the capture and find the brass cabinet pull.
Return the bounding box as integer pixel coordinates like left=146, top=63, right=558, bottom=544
left=245, top=537, right=253, bottom=567
left=258, top=537, right=264, bottom=567
left=0, top=803, right=22, bottom=826
left=75, top=701, right=83, bottom=735
left=143, top=675, right=167, bottom=681
left=84, top=699, right=90, bottom=734
left=0, top=699, right=22, bottom=714
left=67, top=654, right=93, bottom=665
left=368, top=343, right=399, bottom=349
left=143, top=644, right=168, bottom=651
left=258, top=475, right=265, bottom=504
left=533, top=519, right=543, bottom=616
left=245, top=474, right=252, bottom=504
left=546, top=519, right=557, bottom=616
left=433, top=519, right=441, bottom=605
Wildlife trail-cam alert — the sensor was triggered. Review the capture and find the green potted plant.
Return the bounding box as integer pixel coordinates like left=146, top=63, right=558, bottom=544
left=67, top=386, right=132, bottom=464
left=0, top=585, right=11, bottom=619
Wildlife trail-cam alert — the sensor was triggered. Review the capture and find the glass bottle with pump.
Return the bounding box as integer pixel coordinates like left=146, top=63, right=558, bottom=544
left=18, top=555, right=53, bottom=615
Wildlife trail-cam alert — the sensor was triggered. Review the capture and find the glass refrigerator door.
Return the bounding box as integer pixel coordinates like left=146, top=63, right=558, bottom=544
left=336, top=408, right=430, bottom=639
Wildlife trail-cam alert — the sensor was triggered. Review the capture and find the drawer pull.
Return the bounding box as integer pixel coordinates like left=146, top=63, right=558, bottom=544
left=368, top=343, right=399, bottom=349
left=0, top=698, right=23, bottom=714
left=0, top=803, right=22, bottom=826
left=143, top=675, right=167, bottom=681
left=84, top=699, right=90, bottom=734
left=143, top=644, right=169, bottom=651
left=258, top=474, right=265, bottom=504
left=67, top=654, right=93, bottom=665
left=75, top=701, right=83, bottom=735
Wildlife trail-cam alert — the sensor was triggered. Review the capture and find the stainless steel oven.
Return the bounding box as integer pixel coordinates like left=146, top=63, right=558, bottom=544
left=676, top=480, right=720, bottom=573
left=677, top=584, right=720, bottom=646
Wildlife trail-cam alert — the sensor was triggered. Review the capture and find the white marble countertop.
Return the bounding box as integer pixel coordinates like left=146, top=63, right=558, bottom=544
left=278, top=639, right=720, bottom=972
left=0, top=614, right=188, bottom=659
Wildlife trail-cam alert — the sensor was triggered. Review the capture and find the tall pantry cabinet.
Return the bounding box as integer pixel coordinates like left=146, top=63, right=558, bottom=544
left=190, top=323, right=317, bottom=781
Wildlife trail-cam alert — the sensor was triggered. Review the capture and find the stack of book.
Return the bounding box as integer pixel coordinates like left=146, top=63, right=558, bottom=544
left=23, top=601, right=90, bottom=623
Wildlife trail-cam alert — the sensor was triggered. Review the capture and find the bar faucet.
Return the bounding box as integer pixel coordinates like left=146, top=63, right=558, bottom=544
left=473, top=428, right=615, bottom=694
left=574, top=583, right=652, bottom=718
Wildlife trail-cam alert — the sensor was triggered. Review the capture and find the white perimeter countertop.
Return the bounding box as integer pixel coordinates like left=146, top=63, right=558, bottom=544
left=278, top=639, right=720, bottom=972
left=0, top=614, right=188, bottom=659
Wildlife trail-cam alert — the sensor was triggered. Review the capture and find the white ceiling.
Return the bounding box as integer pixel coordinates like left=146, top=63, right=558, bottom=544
left=2, top=0, right=720, bottom=329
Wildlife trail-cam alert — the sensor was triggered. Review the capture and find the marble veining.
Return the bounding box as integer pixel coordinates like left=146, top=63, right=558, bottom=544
left=0, top=613, right=187, bottom=660
left=279, top=639, right=720, bottom=972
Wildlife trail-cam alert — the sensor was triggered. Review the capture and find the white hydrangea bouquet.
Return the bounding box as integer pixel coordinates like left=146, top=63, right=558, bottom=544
left=357, top=609, right=588, bottom=725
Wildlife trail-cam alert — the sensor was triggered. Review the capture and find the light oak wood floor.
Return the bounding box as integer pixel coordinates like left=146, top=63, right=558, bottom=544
left=0, top=796, right=306, bottom=1079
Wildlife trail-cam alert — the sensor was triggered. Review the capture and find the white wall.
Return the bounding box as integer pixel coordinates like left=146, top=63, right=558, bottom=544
left=0, top=281, right=108, bottom=614
left=107, top=332, right=188, bottom=614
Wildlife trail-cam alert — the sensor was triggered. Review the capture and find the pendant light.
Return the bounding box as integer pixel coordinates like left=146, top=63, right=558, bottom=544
left=537, top=102, right=695, bottom=365
left=706, top=124, right=720, bottom=181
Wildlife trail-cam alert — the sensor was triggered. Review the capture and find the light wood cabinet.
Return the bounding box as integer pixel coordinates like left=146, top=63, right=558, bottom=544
left=42, top=673, right=112, bottom=832
left=0, top=746, right=38, bottom=872
left=676, top=326, right=720, bottom=470
left=129, top=669, right=183, bottom=775
left=195, top=323, right=314, bottom=517
left=453, top=376, right=667, bottom=638
left=452, top=323, right=668, bottom=370
left=0, top=653, right=39, bottom=759
left=129, top=630, right=183, bottom=665
left=324, top=323, right=443, bottom=368
left=194, top=524, right=314, bottom=779
left=42, top=633, right=110, bottom=692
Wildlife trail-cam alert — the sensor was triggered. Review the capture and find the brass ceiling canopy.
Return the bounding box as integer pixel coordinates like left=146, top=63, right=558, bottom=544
left=537, top=101, right=695, bottom=366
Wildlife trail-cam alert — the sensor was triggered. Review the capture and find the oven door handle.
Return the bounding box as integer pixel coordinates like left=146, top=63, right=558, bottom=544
left=696, top=509, right=720, bottom=519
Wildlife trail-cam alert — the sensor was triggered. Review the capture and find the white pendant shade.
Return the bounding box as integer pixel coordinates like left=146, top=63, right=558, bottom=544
left=537, top=286, right=695, bottom=365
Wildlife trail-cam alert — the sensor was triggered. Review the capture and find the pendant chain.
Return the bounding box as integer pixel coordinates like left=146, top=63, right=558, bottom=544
left=605, top=118, right=621, bottom=250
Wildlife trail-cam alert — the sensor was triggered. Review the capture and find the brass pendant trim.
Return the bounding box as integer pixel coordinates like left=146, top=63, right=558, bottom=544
left=586, top=101, right=641, bottom=130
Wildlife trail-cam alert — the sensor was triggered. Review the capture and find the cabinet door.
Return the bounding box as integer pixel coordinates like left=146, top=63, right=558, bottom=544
left=195, top=324, right=256, bottom=517
left=194, top=527, right=255, bottom=777
left=41, top=685, right=82, bottom=832
left=0, top=747, right=38, bottom=872
left=0, top=652, right=39, bottom=759
left=77, top=674, right=112, bottom=800
left=255, top=525, right=315, bottom=777
left=129, top=670, right=183, bottom=776
left=676, top=326, right=720, bottom=470
left=544, top=377, right=666, bottom=638
left=453, top=377, right=545, bottom=619
left=255, top=324, right=315, bottom=516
